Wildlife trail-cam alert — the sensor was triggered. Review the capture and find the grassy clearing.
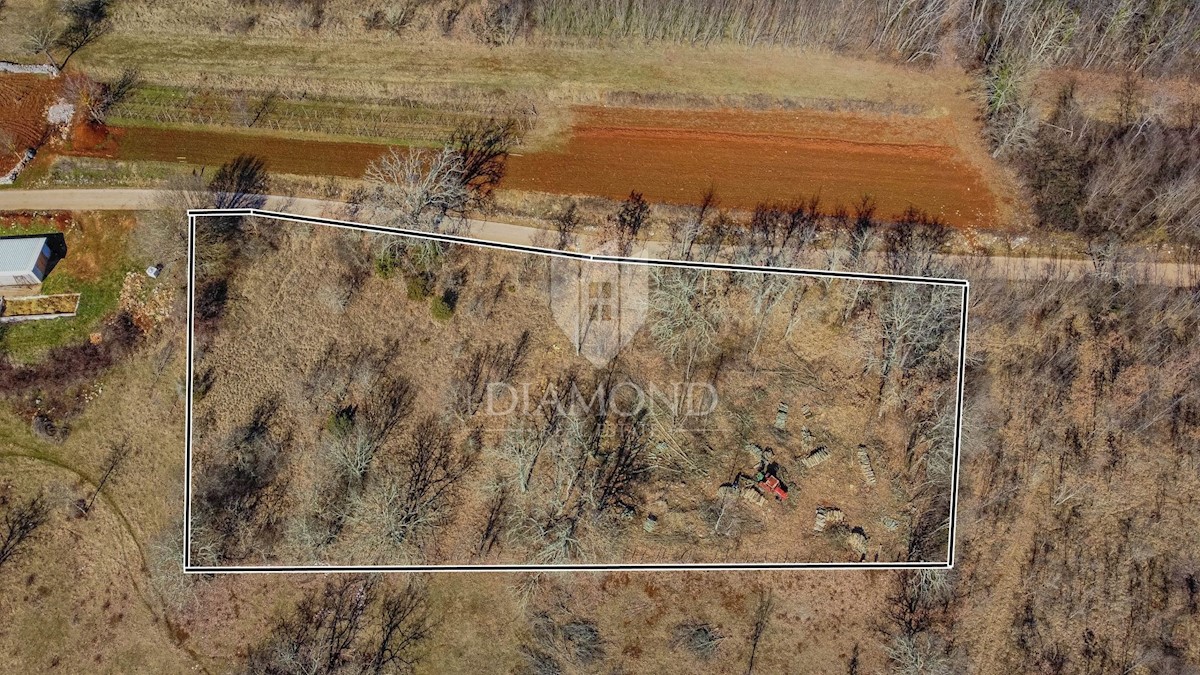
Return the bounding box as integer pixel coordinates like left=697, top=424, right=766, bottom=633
left=35, top=156, right=192, bottom=188
left=0, top=325, right=197, bottom=673
left=0, top=213, right=138, bottom=363
left=107, top=83, right=537, bottom=147
left=73, top=36, right=959, bottom=113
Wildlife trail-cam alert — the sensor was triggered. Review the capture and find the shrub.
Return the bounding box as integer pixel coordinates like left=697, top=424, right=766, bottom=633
left=326, top=406, right=355, bottom=439
left=430, top=295, right=454, bottom=321
left=374, top=253, right=398, bottom=279
left=405, top=272, right=431, bottom=299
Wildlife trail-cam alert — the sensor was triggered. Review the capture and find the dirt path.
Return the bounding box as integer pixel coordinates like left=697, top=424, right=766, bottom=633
left=0, top=188, right=1196, bottom=286
left=0, top=447, right=213, bottom=674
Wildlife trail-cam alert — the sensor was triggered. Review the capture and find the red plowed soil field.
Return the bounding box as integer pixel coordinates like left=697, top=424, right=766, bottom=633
left=505, top=107, right=999, bottom=226
left=0, top=73, right=60, bottom=151
left=101, top=104, right=999, bottom=226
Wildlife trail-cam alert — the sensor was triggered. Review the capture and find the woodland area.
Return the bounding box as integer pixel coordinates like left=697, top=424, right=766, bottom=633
left=186, top=201, right=963, bottom=567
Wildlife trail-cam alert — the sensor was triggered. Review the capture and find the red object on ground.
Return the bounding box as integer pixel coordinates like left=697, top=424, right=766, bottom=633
left=759, top=475, right=788, bottom=501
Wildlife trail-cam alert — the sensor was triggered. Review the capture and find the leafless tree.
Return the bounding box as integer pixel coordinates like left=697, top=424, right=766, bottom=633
left=449, top=117, right=519, bottom=208
left=551, top=200, right=580, bottom=251
left=606, top=191, right=650, bottom=256
left=325, top=375, right=415, bottom=488
left=135, top=170, right=211, bottom=269
left=248, top=88, right=281, bottom=128
left=360, top=419, right=475, bottom=551
left=80, top=438, right=134, bottom=515
left=209, top=154, right=270, bottom=209
left=364, top=146, right=470, bottom=268
left=745, top=590, right=773, bottom=674
left=191, top=397, right=287, bottom=563
left=883, top=208, right=950, bottom=278
left=365, top=147, right=469, bottom=233
left=649, top=267, right=723, bottom=382
left=881, top=570, right=953, bottom=675
left=527, top=610, right=605, bottom=668
left=0, top=493, right=49, bottom=571
left=672, top=622, right=724, bottom=660
left=452, top=330, right=531, bottom=417
left=367, top=581, right=434, bottom=675
left=29, top=0, right=112, bottom=70
left=246, top=576, right=431, bottom=674
left=475, top=482, right=509, bottom=556
left=667, top=188, right=719, bottom=261
left=876, top=283, right=959, bottom=406
left=67, top=68, right=140, bottom=125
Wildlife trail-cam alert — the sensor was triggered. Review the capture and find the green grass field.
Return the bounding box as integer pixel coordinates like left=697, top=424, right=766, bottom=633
left=0, top=215, right=137, bottom=363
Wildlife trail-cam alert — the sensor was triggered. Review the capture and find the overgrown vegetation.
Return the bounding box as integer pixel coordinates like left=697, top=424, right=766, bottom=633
left=246, top=576, right=433, bottom=674
left=1016, top=82, right=1200, bottom=248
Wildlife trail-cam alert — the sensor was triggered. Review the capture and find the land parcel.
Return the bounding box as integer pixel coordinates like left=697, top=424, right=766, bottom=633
left=184, top=212, right=966, bottom=571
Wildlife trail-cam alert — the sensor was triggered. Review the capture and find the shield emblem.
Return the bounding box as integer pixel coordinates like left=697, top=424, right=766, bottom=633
left=549, top=245, right=649, bottom=367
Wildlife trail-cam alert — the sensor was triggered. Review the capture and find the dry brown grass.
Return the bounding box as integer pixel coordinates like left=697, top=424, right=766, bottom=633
left=187, top=217, right=956, bottom=567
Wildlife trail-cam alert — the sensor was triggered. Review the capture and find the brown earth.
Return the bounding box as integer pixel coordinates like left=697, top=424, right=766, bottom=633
left=506, top=106, right=1000, bottom=226
left=88, top=104, right=998, bottom=226
left=0, top=73, right=60, bottom=153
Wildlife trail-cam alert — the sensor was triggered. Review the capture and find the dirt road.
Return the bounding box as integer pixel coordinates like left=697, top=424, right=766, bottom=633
left=0, top=188, right=1194, bottom=286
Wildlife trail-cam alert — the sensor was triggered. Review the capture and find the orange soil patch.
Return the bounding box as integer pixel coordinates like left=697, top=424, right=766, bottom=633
left=98, top=104, right=998, bottom=226
left=505, top=106, right=999, bottom=227
left=68, top=119, right=120, bottom=155
left=0, top=73, right=60, bottom=152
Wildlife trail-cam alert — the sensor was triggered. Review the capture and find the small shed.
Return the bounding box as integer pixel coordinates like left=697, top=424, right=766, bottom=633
left=0, top=236, right=52, bottom=287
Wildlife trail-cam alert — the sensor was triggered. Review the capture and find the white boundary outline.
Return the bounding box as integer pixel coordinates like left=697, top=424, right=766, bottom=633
left=183, top=208, right=969, bottom=573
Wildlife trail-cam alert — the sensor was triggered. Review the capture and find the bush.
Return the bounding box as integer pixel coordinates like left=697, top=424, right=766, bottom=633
left=430, top=295, right=454, bottom=321
left=405, top=273, right=431, bottom=299
left=375, top=253, right=398, bottom=279
left=326, top=406, right=355, bottom=439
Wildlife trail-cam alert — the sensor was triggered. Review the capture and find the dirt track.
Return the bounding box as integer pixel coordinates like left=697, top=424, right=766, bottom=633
left=1, top=189, right=1194, bottom=286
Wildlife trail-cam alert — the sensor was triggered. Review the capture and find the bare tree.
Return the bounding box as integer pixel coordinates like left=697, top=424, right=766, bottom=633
left=746, top=590, right=773, bottom=675
left=29, top=0, right=112, bottom=70
left=367, top=581, right=434, bottom=674
left=360, top=419, right=475, bottom=551
left=246, top=576, right=430, bottom=674
left=449, top=117, right=519, bottom=208
left=248, top=88, right=281, bottom=128
left=92, top=68, right=141, bottom=124
left=209, top=154, right=270, bottom=209
left=552, top=200, right=580, bottom=251
left=606, top=191, right=650, bottom=256
left=672, top=622, right=724, bottom=660
left=365, top=147, right=469, bottom=233
left=0, top=493, right=49, bottom=571
left=80, top=438, right=135, bottom=515
left=364, top=146, right=470, bottom=269
left=649, top=266, right=723, bottom=382
left=324, top=374, right=415, bottom=488
left=452, top=330, right=532, bottom=418
left=881, top=571, right=953, bottom=675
